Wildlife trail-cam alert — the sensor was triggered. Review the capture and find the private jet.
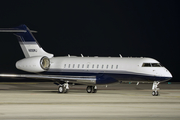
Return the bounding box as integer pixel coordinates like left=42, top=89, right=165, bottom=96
left=0, top=25, right=172, bottom=96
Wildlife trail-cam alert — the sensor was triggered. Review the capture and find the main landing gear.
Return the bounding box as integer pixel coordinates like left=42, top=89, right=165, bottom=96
left=57, top=82, right=97, bottom=94
left=58, top=82, right=69, bottom=93
left=152, top=81, right=160, bottom=96
left=86, top=86, right=97, bottom=93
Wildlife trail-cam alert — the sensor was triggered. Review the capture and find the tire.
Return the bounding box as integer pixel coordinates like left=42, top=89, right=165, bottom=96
left=152, top=91, right=159, bottom=96
left=86, top=86, right=92, bottom=93
left=58, top=86, right=64, bottom=93
left=92, top=86, right=97, bottom=93
left=152, top=91, right=156, bottom=96
left=155, top=91, right=159, bottom=96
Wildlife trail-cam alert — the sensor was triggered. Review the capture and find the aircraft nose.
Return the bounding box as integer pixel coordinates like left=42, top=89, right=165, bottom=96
left=169, top=71, right=173, bottom=78
left=166, top=69, right=173, bottom=80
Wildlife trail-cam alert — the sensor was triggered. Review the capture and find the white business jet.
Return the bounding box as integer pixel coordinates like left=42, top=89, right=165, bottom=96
left=0, top=25, right=172, bottom=96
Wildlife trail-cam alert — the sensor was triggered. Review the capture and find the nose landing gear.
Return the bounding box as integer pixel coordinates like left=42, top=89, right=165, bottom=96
left=152, top=81, right=160, bottom=96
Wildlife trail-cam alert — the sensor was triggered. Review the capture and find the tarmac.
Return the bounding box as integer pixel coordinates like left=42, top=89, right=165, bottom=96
left=0, top=82, right=180, bottom=120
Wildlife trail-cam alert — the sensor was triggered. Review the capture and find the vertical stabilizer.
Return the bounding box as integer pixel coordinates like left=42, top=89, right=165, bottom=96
left=0, top=24, right=54, bottom=58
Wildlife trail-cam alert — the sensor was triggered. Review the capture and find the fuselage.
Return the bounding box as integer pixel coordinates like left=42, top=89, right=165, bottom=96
left=45, top=56, right=172, bottom=84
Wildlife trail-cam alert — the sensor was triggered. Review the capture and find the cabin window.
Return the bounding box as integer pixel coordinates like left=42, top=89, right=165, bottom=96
left=73, top=64, right=75, bottom=68
left=116, top=65, right=118, bottom=69
left=102, top=65, right=104, bottom=69
left=92, top=64, right=94, bottom=68
left=82, top=64, right=84, bottom=68
left=111, top=65, right=113, bottom=69
left=97, top=65, right=99, bottom=68
left=87, top=64, right=89, bottom=68
left=106, top=65, right=108, bottom=69
left=68, top=64, right=71, bottom=68
left=64, top=64, right=66, bottom=68
left=78, top=64, right=80, bottom=68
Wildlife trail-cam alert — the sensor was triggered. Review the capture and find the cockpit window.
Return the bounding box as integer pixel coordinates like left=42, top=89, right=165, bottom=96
left=151, top=63, right=161, bottom=67
left=142, top=63, right=162, bottom=67
left=142, top=63, right=151, bottom=67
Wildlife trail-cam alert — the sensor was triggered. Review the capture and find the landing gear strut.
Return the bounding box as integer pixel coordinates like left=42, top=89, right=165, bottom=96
left=58, top=82, right=69, bottom=93
left=152, top=81, right=160, bottom=96
left=86, top=86, right=97, bottom=93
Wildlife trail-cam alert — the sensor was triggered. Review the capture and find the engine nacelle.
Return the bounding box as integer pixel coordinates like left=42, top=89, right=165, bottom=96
left=16, top=56, right=50, bottom=73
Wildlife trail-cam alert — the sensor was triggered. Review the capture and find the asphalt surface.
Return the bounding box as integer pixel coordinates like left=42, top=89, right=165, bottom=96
left=0, top=82, right=180, bottom=120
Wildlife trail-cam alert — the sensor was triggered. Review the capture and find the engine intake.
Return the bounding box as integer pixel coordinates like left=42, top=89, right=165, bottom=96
left=16, top=56, right=50, bottom=73
left=40, top=56, right=50, bottom=70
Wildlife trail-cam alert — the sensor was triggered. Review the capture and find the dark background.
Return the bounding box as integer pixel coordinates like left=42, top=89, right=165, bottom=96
left=0, top=0, right=179, bottom=82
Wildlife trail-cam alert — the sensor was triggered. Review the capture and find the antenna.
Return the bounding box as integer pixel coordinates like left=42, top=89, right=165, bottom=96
left=81, top=54, right=84, bottom=57
left=119, top=54, right=122, bottom=58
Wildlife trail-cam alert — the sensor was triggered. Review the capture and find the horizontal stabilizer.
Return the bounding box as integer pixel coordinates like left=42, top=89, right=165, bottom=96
left=0, top=24, right=52, bottom=58
left=0, top=28, right=37, bottom=33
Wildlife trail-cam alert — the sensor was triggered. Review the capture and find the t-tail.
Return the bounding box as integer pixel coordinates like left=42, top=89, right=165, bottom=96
left=0, top=24, right=53, bottom=58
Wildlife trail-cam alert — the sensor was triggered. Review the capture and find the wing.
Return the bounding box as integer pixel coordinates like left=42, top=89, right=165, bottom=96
left=0, top=74, right=96, bottom=84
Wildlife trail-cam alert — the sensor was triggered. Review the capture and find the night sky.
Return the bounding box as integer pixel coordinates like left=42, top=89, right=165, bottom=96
left=0, top=0, right=179, bottom=82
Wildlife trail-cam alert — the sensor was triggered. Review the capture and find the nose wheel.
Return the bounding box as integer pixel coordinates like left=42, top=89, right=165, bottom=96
left=152, top=81, right=160, bottom=96
left=152, top=91, right=159, bottom=96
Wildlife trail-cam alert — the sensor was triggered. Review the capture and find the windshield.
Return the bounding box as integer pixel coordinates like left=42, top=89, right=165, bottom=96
left=142, top=63, right=162, bottom=67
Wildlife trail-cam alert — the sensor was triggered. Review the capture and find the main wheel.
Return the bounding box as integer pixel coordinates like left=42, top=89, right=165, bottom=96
left=58, top=86, right=64, bottom=93
left=86, top=86, right=92, bottom=93
left=92, top=86, right=97, bottom=93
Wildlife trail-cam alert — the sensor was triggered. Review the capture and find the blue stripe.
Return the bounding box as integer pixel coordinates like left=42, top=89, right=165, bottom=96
left=47, top=68, right=154, bottom=76
left=43, top=70, right=171, bottom=84
left=14, top=25, right=41, bottom=47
